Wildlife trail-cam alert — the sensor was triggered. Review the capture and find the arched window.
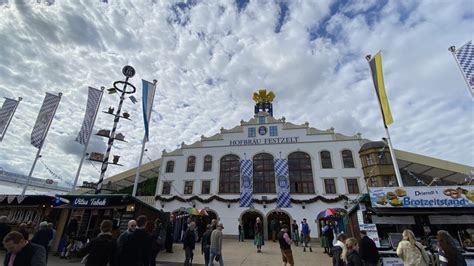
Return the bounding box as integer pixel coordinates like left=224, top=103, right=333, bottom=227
left=165, top=161, right=174, bottom=173
left=253, top=153, right=276, bottom=193
left=203, top=155, right=213, bottom=172
left=288, top=152, right=315, bottom=194
left=342, top=150, right=355, bottom=168
left=219, top=154, right=240, bottom=193
left=186, top=156, right=196, bottom=172
left=320, top=151, right=332, bottom=169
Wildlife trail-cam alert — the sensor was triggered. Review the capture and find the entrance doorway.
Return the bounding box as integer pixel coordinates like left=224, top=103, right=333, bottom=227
left=241, top=210, right=264, bottom=239
left=267, top=210, right=291, bottom=241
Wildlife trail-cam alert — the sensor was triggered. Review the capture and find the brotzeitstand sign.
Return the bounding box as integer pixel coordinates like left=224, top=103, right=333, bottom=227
left=369, top=186, right=474, bottom=208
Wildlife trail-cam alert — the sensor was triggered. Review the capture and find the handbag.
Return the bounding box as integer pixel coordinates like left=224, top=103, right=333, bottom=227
left=215, top=254, right=221, bottom=262
left=414, top=243, right=428, bottom=264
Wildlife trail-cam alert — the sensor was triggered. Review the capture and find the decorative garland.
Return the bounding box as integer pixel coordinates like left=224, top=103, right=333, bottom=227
left=155, top=194, right=348, bottom=204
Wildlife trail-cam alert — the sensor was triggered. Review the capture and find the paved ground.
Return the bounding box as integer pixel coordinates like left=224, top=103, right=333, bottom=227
left=1, top=239, right=332, bottom=265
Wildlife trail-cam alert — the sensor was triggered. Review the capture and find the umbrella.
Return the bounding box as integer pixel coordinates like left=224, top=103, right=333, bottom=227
left=322, top=208, right=337, bottom=217
left=187, top=207, right=200, bottom=216
left=199, top=209, right=208, bottom=216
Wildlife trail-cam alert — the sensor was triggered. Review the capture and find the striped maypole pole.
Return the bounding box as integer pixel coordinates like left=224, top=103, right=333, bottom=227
left=95, top=66, right=136, bottom=194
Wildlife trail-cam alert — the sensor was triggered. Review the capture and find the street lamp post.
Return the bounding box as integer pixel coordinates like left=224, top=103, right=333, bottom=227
left=95, top=66, right=136, bottom=194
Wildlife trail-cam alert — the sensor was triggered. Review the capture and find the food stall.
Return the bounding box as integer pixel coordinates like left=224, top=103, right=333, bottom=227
left=368, top=186, right=474, bottom=265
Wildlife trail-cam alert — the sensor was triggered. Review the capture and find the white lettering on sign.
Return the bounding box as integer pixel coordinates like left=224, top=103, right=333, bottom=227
left=73, top=198, right=108, bottom=207
left=230, top=137, right=299, bottom=146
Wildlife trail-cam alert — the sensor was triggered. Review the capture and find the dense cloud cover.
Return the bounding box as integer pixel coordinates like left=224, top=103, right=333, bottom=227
left=0, top=0, right=472, bottom=189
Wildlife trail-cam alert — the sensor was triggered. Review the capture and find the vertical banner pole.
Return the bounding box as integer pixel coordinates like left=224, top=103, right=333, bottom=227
left=384, top=126, right=403, bottom=187
left=132, top=134, right=147, bottom=196
left=22, top=93, right=62, bottom=195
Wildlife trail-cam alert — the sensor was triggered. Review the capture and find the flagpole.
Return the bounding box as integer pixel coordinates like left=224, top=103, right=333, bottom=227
left=449, top=45, right=474, bottom=98
left=366, top=54, right=403, bottom=187
left=132, top=79, right=157, bottom=197
left=72, top=87, right=105, bottom=192
left=22, top=93, right=62, bottom=196
left=0, top=97, right=22, bottom=142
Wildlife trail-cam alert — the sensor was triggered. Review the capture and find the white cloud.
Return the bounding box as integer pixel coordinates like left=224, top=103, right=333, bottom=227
left=0, top=0, right=472, bottom=190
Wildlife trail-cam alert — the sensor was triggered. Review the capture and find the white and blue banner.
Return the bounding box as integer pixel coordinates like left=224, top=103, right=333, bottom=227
left=31, top=93, right=61, bottom=148
left=76, top=87, right=103, bottom=145
left=142, top=79, right=156, bottom=142
left=0, top=97, right=20, bottom=142
left=275, top=159, right=291, bottom=208
left=240, top=159, right=253, bottom=207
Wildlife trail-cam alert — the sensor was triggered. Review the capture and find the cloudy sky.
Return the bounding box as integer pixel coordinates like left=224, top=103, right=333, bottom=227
left=0, top=0, right=472, bottom=191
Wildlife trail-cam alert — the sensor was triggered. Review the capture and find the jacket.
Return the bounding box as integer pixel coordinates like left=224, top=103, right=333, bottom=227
left=201, top=230, right=212, bottom=253
left=3, top=242, right=46, bottom=266
left=346, top=250, right=362, bottom=266
left=332, top=240, right=346, bottom=266
left=358, top=236, right=379, bottom=264
left=396, top=240, right=429, bottom=266
left=210, top=229, right=223, bottom=254
left=150, top=226, right=165, bottom=252
left=31, top=229, right=53, bottom=249
left=77, top=233, right=117, bottom=266
left=183, top=229, right=196, bottom=250
left=277, top=231, right=292, bottom=250
left=117, top=228, right=152, bottom=266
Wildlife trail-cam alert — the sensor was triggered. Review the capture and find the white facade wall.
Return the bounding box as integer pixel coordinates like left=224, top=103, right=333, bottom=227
left=155, top=115, right=366, bottom=238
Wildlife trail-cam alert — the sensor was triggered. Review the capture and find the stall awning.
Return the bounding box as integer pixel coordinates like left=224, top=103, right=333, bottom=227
left=429, top=215, right=474, bottom=225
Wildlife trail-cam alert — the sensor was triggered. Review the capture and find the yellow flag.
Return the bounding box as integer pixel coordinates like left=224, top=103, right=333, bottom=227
left=368, top=52, right=394, bottom=126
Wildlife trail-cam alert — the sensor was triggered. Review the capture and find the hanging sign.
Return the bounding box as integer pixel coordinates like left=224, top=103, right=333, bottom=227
left=72, top=197, right=108, bottom=207
left=369, top=186, right=474, bottom=208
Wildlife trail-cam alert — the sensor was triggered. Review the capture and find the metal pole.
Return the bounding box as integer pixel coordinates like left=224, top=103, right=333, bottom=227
left=132, top=134, right=147, bottom=197
left=95, top=78, right=129, bottom=194
left=72, top=88, right=104, bottom=192
left=0, top=97, right=22, bottom=142
left=384, top=127, right=403, bottom=187
left=22, top=93, right=62, bottom=195
left=449, top=45, right=474, bottom=98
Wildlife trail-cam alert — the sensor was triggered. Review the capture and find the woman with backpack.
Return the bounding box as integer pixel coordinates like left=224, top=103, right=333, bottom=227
left=396, top=229, right=430, bottom=266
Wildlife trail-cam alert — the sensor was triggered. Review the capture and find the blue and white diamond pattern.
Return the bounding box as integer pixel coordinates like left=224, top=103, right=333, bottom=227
left=76, top=87, right=103, bottom=145
left=240, top=160, right=253, bottom=207
left=0, top=98, right=19, bottom=140
left=275, top=159, right=291, bottom=208
left=456, top=41, right=474, bottom=91
left=31, top=93, right=61, bottom=148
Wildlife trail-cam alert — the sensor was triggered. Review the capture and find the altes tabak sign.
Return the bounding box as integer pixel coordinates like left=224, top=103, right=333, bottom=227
left=230, top=137, right=299, bottom=146
left=369, top=186, right=474, bottom=208
left=72, top=197, right=108, bottom=207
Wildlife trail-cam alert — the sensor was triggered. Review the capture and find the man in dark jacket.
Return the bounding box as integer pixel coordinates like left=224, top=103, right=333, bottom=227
left=183, top=222, right=196, bottom=266
left=0, top=216, right=11, bottom=250
left=201, top=224, right=212, bottom=266
left=31, top=222, right=53, bottom=263
left=77, top=220, right=117, bottom=266
left=164, top=215, right=174, bottom=253
left=117, top=216, right=152, bottom=266
left=3, top=231, right=46, bottom=266
left=358, top=230, right=379, bottom=266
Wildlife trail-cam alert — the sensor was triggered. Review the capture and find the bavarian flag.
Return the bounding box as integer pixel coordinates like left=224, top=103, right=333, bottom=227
left=368, top=52, right=394, bottom=126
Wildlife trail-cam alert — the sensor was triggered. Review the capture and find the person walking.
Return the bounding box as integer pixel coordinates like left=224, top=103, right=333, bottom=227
left=201, top=225, right=212, bottom=266
left=271, top=219, right=278, bottom=242
left=116, top=219, right=137, bottom=265
left=47, top=223, right=56, bottom=256
left=277, top=224, right=294, bottom=266
left=343, top=238, right=362, bottom=266
left=183, top=221, right=196, bottom=266
left=238, top=222, right=244, bottom=242
left=321, top=220, right=330, bottom=254
left=31, top=221, right=53, bottom=263
left=291, top=220, right=299, bottom=246
left=133, top=215, right=152, bottom=266
left=437, top=230, right=466, bottom=266
left=332, top=233, right=347, bottom=266
left=18, top=223, right=29, bottom=241
left=299, top=221, right=304, bottom=245
left=164, top=215, right=174, bottom=253
left=3, top=231, right=46, bottom=266
left=150, top=219, right=165, bottom=266
left=77, top=219, right=117, bottom=266
left=254, top=217, right=264, bottom=253
left=301, top=218, right=312, bottom=252
left=0, top=216, right=11, bottom=250
left=209, top=223, right=224, bottom=266
left=358, top=230, right=379, bottom=266
left=396, top=229, right=429, bottom=266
